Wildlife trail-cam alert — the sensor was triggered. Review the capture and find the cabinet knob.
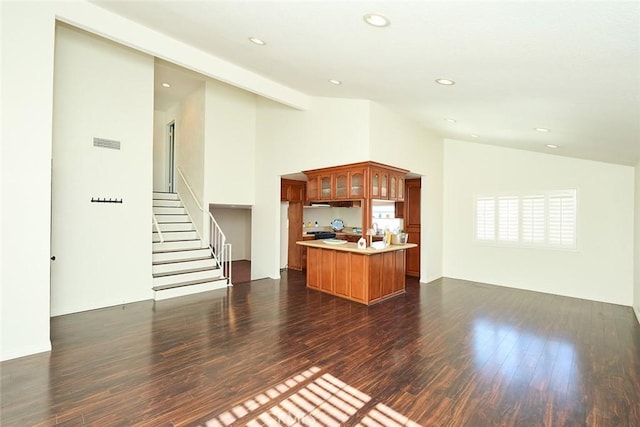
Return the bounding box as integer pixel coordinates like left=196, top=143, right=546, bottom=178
left=50, top=256, right=56, bottom=261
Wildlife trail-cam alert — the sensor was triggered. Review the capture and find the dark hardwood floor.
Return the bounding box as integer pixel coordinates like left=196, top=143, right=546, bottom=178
left=1, top=272, right=639, bottom=426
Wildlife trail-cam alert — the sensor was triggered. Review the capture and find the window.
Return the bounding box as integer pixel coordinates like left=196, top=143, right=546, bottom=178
left=474, top=190, right=577, bottom=249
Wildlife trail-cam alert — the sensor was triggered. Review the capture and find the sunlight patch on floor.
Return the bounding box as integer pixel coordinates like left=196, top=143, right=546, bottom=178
left=203, top=367, right=420, bottom=426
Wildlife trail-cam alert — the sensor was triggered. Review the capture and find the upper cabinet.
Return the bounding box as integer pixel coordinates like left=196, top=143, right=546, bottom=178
left=303, top=162, right=406, bottom=202
left=281, top=179, right=306, bottom=202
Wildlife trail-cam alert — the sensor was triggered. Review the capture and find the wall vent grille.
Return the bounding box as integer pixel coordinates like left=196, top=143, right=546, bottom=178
left=93, top=137, right=120, bottom=150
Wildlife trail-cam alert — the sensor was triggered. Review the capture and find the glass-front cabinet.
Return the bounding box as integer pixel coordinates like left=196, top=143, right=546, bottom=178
left=335, top=172, right=348, bottom=199
left=319, top=174, right=332, bottom=199
left=349, top=169, right=365, bottom=198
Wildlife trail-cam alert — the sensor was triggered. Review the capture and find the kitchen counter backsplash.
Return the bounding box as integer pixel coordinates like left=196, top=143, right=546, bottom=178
left=303, top=206, right=362, bottom=231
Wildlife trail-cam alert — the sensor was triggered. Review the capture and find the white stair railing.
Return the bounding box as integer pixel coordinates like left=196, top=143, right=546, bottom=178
left=152, top=213, right=164, bottom=243
left=175, top=167, right=232, bottom=285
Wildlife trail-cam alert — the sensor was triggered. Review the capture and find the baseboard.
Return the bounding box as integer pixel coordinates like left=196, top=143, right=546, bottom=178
left=634, top=305, right=640, bottom=326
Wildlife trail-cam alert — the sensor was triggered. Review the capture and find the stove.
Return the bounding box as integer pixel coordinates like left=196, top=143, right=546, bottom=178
left=307, top=231, right=337, bottom=240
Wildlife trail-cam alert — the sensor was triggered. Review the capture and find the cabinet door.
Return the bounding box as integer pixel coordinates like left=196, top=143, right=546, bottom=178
left=349, top=169, right=366, bottom=198
left=334, top=171, right=348, bottom=199
left=287, top=202, right=303, bottom=270
left=291, top=181, right=305, bottom=202
left=349, top=255, right=367, bottom=302
left=306, top=176, right=319, bottom=201
left=334, top=252, right=350, bottom=297
left=397, top=177, right=404, bottom=201
left=380, top=172, right=389, bottom=199
left=281, top=181, right=290, bottom=201
left=389, top=175, right=397, bottom=200
left=319, top=249, right=335, bottom=292
left=371, top=170, right=380, bottom=198
left=319, top=174, right=332, bottom=200
left=306, top=247, right=321, bottom=289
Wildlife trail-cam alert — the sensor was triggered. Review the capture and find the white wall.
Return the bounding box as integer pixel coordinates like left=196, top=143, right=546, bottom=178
left=254, top=97, right=371, bottom=279
left=634, top=161, right=640, bottom=323
left=174, top=85, right=206, bottom=236
left=369, top=103, right=444, bottom=283
left=443, top=140, right=634, bottom=305
left=50, top=24, right=154, bottom=316
left=205, top=79, right=256, bottom=205
left=209, top=207, right=252, bottom=261
left=1, top=2, right=56, bottom=361
left=153, top=110, right=168, bottom=192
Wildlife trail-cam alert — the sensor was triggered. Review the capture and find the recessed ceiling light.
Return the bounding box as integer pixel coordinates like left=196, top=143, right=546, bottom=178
left=470, top=134, right=479, bottom=138
left=546, top=144, right=559, bottom=149
left=248, top=36, right=266, bottom=46
left=363, top=13, right=390, bottom=27
left=445, top=118, right=457, bottom=123
left=534, top=127, right=550, bottom=132
left=161, top=82, right=171, bottom=88
left=328, top=79, right=342, bottom=85
left=436, top=78, right=456, bottom=86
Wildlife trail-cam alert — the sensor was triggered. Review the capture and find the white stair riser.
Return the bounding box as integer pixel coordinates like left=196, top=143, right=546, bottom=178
left=152, top=258, right=216, bottom=274
left=153, top=231, right=199, bottom=242
left=153, top=192, right=180, bottom=201
left=153, top=240, right=205, bottom=252
left=153, top=199, right=183, bottom=207
left=153, top=207, right=186, bottom=215
left=153, top=269, right=222, bottom=287
left=153, top=279, right=228, bottom=301
left=155, top=214, right=190, bottom=223
left=152, top=248, right=212, bottom=263
left=152, top=223, right=195, bottom=232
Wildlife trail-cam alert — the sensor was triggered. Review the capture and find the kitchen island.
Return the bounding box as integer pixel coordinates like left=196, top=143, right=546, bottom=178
left=296, top=240, right=417, bottom=305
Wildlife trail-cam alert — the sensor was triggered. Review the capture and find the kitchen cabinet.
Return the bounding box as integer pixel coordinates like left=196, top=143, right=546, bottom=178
left=371, top=169, right=390, bottom=200
left=319, top=174, right=333, bottom=200
left=299, top=242, right=413, bottom=305
left=334, top=171, right=349, bottom=199
left=281, top=179, right=305, bottom=202
left=303, top=161, right=409, bottom=242
left=349, top=168, right=366, bottom=198
left=405, top=178, right=421, bottom=277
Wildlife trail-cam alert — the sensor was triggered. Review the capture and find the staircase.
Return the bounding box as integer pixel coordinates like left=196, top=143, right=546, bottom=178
left=152, top=192, right=228, bottom=300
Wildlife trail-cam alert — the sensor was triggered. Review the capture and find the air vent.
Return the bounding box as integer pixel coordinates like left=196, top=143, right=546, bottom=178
left=93, top=137, right=120, bottom=150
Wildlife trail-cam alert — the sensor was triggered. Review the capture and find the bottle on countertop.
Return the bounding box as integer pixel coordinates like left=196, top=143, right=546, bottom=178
left=314, top=221, right=318, bottom=227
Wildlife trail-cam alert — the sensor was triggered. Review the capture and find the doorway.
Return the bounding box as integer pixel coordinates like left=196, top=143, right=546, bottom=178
left=167, top=121, right=175, bottom=193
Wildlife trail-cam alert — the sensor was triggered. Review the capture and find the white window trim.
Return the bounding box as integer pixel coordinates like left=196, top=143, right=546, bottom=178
left=473, top=189, right=578, bottom=251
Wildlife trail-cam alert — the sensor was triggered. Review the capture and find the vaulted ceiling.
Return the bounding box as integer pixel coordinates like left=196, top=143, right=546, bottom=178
left=94, top=1, right=640, bottom=166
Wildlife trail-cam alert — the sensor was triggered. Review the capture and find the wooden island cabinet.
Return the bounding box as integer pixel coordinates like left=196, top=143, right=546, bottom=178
left=297, top=240, right=416, bottom=305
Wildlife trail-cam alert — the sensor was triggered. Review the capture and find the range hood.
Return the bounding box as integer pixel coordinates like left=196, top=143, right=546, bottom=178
left=305, top=200, right=362, bottom=208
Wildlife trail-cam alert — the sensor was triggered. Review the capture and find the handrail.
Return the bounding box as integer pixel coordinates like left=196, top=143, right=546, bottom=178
left=176, top=166, right=232, bottom=285
left=152, top=213, right=164, bottom=243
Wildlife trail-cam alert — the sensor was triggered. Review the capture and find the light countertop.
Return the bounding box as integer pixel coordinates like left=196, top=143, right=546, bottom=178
left=296, top=240, right=416, bottom=255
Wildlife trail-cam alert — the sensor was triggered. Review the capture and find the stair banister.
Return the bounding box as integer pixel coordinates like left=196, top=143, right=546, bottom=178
left=175, top=167, right=232, bottom=285
left=152, top=213, right=164, bottom=243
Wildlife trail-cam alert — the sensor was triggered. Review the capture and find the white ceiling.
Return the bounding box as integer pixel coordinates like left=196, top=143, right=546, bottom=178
left=95, top=1, right=640, bottom=166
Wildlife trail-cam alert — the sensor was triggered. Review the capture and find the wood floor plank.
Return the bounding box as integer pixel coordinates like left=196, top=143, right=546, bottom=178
left=1, top=273, right=639, bottom=426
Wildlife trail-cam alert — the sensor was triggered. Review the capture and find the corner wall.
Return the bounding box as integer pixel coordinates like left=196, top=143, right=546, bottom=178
left=369, top=103, right=444, bottom=283
left=443, top=140, right=634, bottom=305
left=1, top=2, right=56, bottom=361
left=254, top=97, right=371, bottom=279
